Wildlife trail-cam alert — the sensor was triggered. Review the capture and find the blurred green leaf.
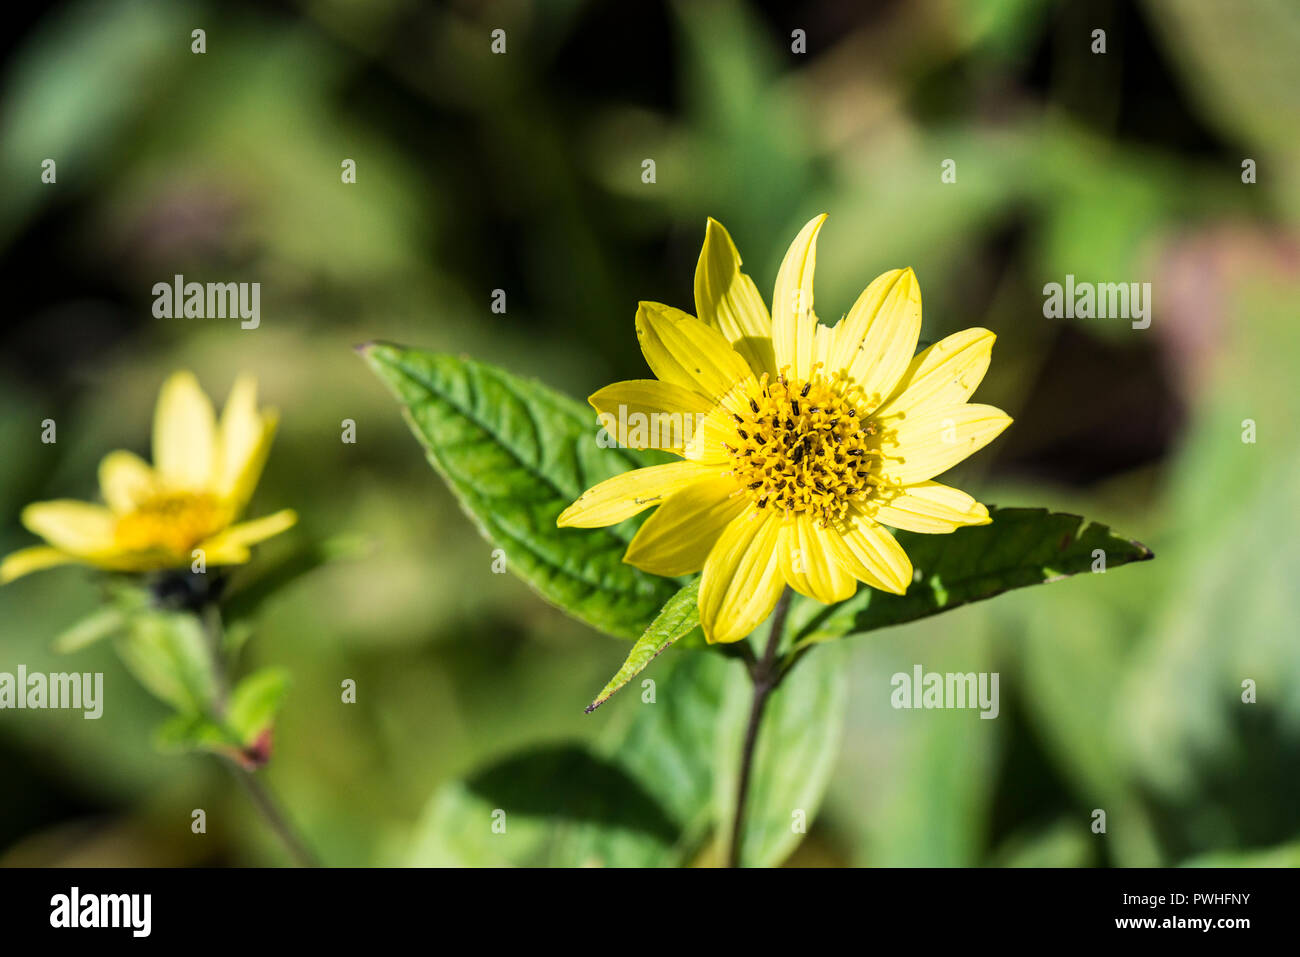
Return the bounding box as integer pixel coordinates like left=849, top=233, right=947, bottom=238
left=991, top=820, right=1094, bottom=868
left=227, top=667, right=291, bottom=744
left=1119, top=277, right=1300, bottom=859
left=593, top=648, right=732, bottom=847
left=407, top=744, right=680, bottom=867
left=154, top=712, right=237, bottom=755
left=409, top=650, right=735, bottom=866
left=52, top=606, right=127, bottom=654
left=790, top=507, right=1154, bottom=647
left=715, top=641, right=848, bottom=868
left=866, top=704, right=1000, bottom=867
left=1181, top=841, right=1300, bottom=868
left=1145, top=0, right=1300, bottom=158
left=114, top=609, right=218, bottom=717
left=586, top=578, right=702, bottom=713
left=361, top=343, right=679, bottom=639
left=0, top=0, right=189, bottom=246
left=150, top=668, right=288, bottom=759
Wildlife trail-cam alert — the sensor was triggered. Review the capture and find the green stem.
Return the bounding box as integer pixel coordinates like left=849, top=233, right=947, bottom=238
left=727, top=588, right=793, bottom=868
left=198, top=597, right=320, bottom=868
left=224, top=759, right=320, bottom=868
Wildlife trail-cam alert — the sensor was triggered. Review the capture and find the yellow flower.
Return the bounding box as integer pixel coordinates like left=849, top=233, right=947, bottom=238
left=1, top=371, right=296, bottom=583
left=557, top=215, right=1012, bottom=643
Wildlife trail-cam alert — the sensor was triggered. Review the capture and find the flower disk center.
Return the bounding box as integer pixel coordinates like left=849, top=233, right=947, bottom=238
left=725, top=373, right=880, bottom=524
left=115, top=493, right=228, bottom=556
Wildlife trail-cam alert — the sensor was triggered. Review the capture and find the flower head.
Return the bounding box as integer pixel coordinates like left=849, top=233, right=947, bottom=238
left=558, top=215, right=1012, bottom=643
left=1, top=371, right=296, bottom=583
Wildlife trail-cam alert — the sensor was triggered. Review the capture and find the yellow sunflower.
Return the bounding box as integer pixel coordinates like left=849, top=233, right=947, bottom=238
left=557, top=215, right=1012, bottom=643
left=1, top=371, right=296, bottom=583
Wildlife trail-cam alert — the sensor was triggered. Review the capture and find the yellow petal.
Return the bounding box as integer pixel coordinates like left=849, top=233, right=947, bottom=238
left=876, top=328, right=995, bottom=421
left=21, top=500, right=117, bottom=556
left=831, top=268, right=922, bottom=412
left=217, top=374, right=277, bottom=510
left=871, top=481, right=991, bottom=534
left=557, top=461, right=714, bottom=528
left=635, top=302, right=755, bottom=402
left=825, top=510, right=913, bottom=594
left=98, top=450, right=158, bottom=514
left=682, top=403, right=744, bottom=465
left=814, top=321, right=836, bottom=370
left=200, top=542, right=252, bottom=565
left=200, top=508, right=296, bottom=555
left=624, top=475, right=747, bottom=576
left=699, top=507, right=785, bottom=644
left=153, top=371, right=217, bottom=491
left=589, top=379, right=713, bottom=452
left=771, top=214, right=827, bottom=380
left=693, top=217, right=776, bottom=377
left=882, top=403, right=1012, bottom=486
left=778, top=516, right=857, bottom=603
left=0, top=546, right=80, bottom=583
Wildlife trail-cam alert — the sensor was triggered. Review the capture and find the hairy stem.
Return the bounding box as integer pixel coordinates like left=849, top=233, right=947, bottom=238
left=727, top=588, right=793, bottom=868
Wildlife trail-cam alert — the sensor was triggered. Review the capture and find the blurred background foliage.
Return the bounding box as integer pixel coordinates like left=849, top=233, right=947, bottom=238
left=1, top=0, right=1298, bottom=866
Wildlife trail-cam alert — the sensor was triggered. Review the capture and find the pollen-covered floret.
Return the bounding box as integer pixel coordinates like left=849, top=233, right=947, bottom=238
left=724, top=366, right=886, bottom=526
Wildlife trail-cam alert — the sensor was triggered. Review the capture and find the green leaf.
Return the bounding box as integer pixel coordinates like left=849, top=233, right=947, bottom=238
left=715, top=640, right=848, bottom=867
left=227, top=667, right=291, bottom=744
left=411, top=745, right=683, bottom=867
left=790, top=507, right=1153, bottom=646
left=114, top=609, right=219, bottom=716
left=154, top=713, right=239, bottom=755
left=586, top=579, right=701, bottom=713
left=52, top=582, right=149, bottom=654
left=52, top=606, right=127, bottom=654
left=1180, top=842, right=1300, bottom=868
left=149, top=669, right=289, bottom=760
left=409, top=634, right=851, bottom=868
left=592, top=648, right=732, bottom=847
left=361, top=343, right=680, bottom=640
left=409, top=649, right=736, bottom=866
left=991, top=820, right=1095, bottom=868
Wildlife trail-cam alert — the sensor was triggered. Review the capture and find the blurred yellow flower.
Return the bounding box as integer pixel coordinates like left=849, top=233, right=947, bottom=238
left=558, top=215, right=1011, bottom=643
left=1, top=371, right=296, bottom=583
